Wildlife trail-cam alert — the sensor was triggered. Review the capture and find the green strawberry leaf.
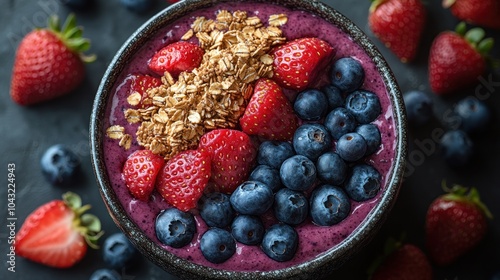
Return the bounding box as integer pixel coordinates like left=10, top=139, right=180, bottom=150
left=465, top=28, right=485, bottom=46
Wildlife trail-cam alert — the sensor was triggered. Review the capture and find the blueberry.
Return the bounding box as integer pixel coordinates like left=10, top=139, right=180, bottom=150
left=344, top=164, right=381, bottom=201
left=293, top=89, right=329, bottom=121
left=257, top=141, right=295, bottom=169
left=454, top=96, right=490, bottom=134
left=440, top=130, right=474, bottom=167
left=40, top=144, right=81, bottom=187
left=89, top=268, right=121, bottom=280
left=230, top=181, right=274, bottom=215
left=261, top=223, right=298, bottom=262
left=355, top=124, right=381, bottom=156
left=155, top=208, right=196, bottom=248
left=199, top=192, right=235, bottom=228
left=345, top=90, right=381, bottom=124
left=231, top=215, right=265, bottom=245
left=200, top=228, right=236, bottom=264
left=330, top=57, right=365, bottom=93
left=119, top=0, right=153, bottom=13
left=249, top=165, right=282, bottom=192
left=310, top=184, right=351, bottom=226
left=280, top=155, right=317, bottom=191
left=316, top=152, right=347, bottom=185
left=273, top=188, right=309, bottom=225
left=403, top=90, right=433, bottom=126
left=322, top=84, right=344, bottom=110
left=293, top=123, right=332, bottom=161
left=102, top=233, right=139, bottom=269
left=324, top=107, right=357, bottom=139
left=336, top=132, right=367, bottom=162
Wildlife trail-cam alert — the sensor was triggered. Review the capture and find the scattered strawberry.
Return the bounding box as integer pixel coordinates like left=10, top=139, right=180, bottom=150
left=425, top=182, right=493, bottom=266
left=198, top=129, right=257, bottom=194
left=123, top=149, right=165, bottom=201
left=148, top=41, right=204, bottom=77
left=239, top=78, right=299, bottom=141
left=271, top=37, right=335, bottom=90
left=10, top=14, right=95, bottom=106
left=428, top=22, right=494, bottom=95
left=15, top=192, right=103, bottom=268
left=443, top=0, right=500, bottom=30
left=127, top=74, right=162, bottom=108
left=156, top=149, right=211, bottom=211
left=368, top=0, right=426, bottom=63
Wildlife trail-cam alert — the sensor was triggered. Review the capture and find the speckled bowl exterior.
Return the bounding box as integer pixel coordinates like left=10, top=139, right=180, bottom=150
left=90, top=0, right=407, bottom=279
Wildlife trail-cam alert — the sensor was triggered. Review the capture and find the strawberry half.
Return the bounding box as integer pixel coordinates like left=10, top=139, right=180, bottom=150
left=123, top=149, right=165, bottom=201
left=15, top=192, right=103, bottom=268
left=127, top=74, right=163, bottom=108
left=148, top=41, right=204, bottom=77
left=239, top=78, right=299, bottom=141
left=443, top=0, right=500, bottom=30
left=156, top=149, right=211, bottom=211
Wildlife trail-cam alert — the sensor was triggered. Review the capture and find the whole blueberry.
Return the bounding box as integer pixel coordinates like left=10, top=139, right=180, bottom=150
left=345, top=90, right=381, bottom=124
left=293, top=123, right=332, bottom=161
left=231, top=215, right=265, bottom=245
left=293, top=89, right=329, bottom=121
left=155, top=207, right=196, bottom=248
left=403, top=90, right=433, bottom=126
left=336, top=132, right=367, bottom=162
left=330, top=57, right=365, bottom=93
left=344, top=164, right=381, bottom=201
left=119, top=0, right=153, bottom=13
left=322, top=84, right=344, bottom=110
left=454, top=96, right=490, bottom=134
left=230, top=181, right=274, bottom=215
left=200, top=228, right=236, bottom=264
left=310, top=184, right=351, bottom=226
left=440, top=129, right=474, bottom=167
left=280, top=155, right=317, bottom=191
left=199, top=192, right=235, bottom=228
left=40, top=144, right=81, bottom=187
left=324, top=107, right=357, bottom=140
left=89, top=268, right=121, bottom=280
left=316, top=152, right=348, bottom=185
left=261, top=223, right=298, bottom=262
left=249, top=165, right=282, bottom=192
left=257, top=141, right=295, bottom=169
left=273, top=188, right=309, bottom=225
left=355, top=124, right=381, bottom=156
left=102, top=233, right=139, bottom=269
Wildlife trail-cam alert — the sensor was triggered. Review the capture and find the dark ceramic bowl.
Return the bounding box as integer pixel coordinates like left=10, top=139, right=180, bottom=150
left=90, top=0, right=407, bottom=279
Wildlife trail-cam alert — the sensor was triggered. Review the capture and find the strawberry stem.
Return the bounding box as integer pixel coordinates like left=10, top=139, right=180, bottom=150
left=441, top=181, right=494, bottom=220
left=369, top=0, right=387, bottom=13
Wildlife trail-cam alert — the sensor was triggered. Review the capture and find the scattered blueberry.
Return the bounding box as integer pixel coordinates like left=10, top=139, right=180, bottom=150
left=40, top=144, right=81, bottom=187
left=102, top=232, right=138, bottom=269
left=249, top=165, right=282, bottom=192
left=199, top=192, right=235, bottom=228
left=322, top=84, right=344, bottom=110
left=261, top=223, right=298, bottom=262
left=280, top=155, right=317, bottom=191
left=336, top=132, right=367, bottom=162
left=155, top=207, right=196, bottom=248
left=273, top=188, right=309, bottom=225
left=316, top=152, right=347, bottom=185
left=293, top=123, right=332, bottom=161
left=200, top=228, right=236, bottom=264
left=89, top=268, right=121, bottom=280
left=293, top=89, right=329, bottom=121
left=355, top=124, right=381, bottom=155
left=309, top=184, right=351, bottom=226
left=403, top=90, right=433, bottom=126
left=344, top=164, right=381, bottom=201
left=230, top=181, right=274, bottom=215
left=454, top=96, right=490, bottom=134
left=257, top=141, right=295, bottom=169
left=344, top=90, right=381, bottom=124
left=231, top=215, right=265, bottom=245
left=324, top=107, right=357, bottom=139
left=330, top=57, right=365, bottom=93
left=119, top=0, right=153, bottom=13
left=440, top=129, right=474, bottom=167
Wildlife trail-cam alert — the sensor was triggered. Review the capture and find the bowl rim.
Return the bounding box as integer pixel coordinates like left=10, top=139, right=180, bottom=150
left=90, top=0, right=407, bottom=279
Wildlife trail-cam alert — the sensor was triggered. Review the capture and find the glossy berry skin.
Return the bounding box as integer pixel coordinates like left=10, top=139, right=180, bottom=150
left=344, top=164, right=381, bottom=201
left=293, top=89, right=329, bottom=121
left=198, top=192, right=235, bottom=228
left=155, top=207, right=196, bottom=248
left=310, top=184, right=351, bottom=226
left=102, top=233, right=138, bottom=269
left=257, top=141, right=295, bottom=169
left=355, top=124, right=381, bottom=156
left=122, top=149, right=164, bottom=201
left=454, top=96, right=490, bottom=134
left=371, top=243, right=433, bottom=280
left=336, top=132, right=367, bottom=162
left=127, top=74, right=162, bottom=108
left=280, top=155, right=317, bottom=191
left=231, top=215, right=265, bottom=245
left=403, top=90, right=433, bottom=126
left=293, top=123, right=332, bottom=161
left=322, top=84, right=344, bottom=110
left=345, top=90, right=381, bottom=124
left=200, top=228, right=236, bottom=264
left=40, top=144, right=81, bottom=187
left=89, top=268, right=121, bottom=280
left=329, top=57, right=365, bottom=93
left=316, top=152, right=348, bottom=185
left=440, top=130, right=473, bottom=167
left=261, top=223, right=298, bottom=262
left=249, top=165, right=283, bottom=192
left=148, top=41, right=204, bottom=77
left=230, top=181, right=274, bottom=215
left=274, top=188, right=309, bottom=225
left=444, top=0, right=500, bottom=30
left=324, top=107, right=357, bottom=140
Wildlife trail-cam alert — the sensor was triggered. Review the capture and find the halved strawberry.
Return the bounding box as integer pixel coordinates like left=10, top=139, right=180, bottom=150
left=122, top=149, right=165, bottom=201
left=127, top=74, right=162, bottom=108
left=15, top=192, right=103, bottom=268
left=148, top=41, right=204, bottom=77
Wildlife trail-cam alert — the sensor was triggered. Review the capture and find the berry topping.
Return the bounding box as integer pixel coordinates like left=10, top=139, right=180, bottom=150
left=198, top=192, right=235, bottom=228
left=256, top=140, right=295, bottom=169
left=280, top=155, right=317, bottom=192
left=344, top=164, right=381, bottom=201
left=148, top=41, right=204, bottom=77
left=355, top=124, right=382, bottom=156
left=329, top=57, right=365, bottom=93
left=310, top=184, right=351, bottom=226
left=200, top=228, right=236, bottom=264
left=122, top=149, right=165, bottom=201
left=293, top=89, right=329, bottom=121
left=127, top=74, right=162, bottom=108
left=274, top=188, right=309, bottom=225
left=344, top=90, right=381, bottom=124
left=231, top=215, right=265, bottom=246
left=230, top=181, right=274, bottom=216
left=156, top=207, right=197, bottom=248
left=336, top=132, right=368, bottom=162
left=261, top=224, right=298, bottom=262
left=316, top=152, right=348, bottom=185
left=292, top=123, right=332, bottom=161
left=249, top=165, right=283, bottom=192
left=324, top=107, right=357, bottom=140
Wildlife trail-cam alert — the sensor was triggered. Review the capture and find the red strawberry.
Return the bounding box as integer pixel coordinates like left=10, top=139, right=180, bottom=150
left=368, top=0, right=426, bottom=63
left=15, top=192, right=103, bottom=268
left=127, top=74, right=162, bottom=108
left=239, top=78, right=299, bottom=141
left=271, top=37, right=335, bottom=90
left=198, top=129, right=257, bottom=194
left=148, top=41, right=204, bottom=77
left=156, top=149, right=211, bottom=211
left=443, top=0, right=500, bottom=30
left=123, top=149, right=165, bottom=201
left=425, top=183, right=493, bottom=266
left=428, top=23, right=494, bottom=95
left=10, top=14, right=95, bottom=106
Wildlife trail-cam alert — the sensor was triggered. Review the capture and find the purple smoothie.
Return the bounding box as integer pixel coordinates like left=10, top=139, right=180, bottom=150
left=102, top=2, right=397, bottom=272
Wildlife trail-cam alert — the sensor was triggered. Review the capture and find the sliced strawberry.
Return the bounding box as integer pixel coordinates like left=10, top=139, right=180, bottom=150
left=148, top=41, right=204, bottom=77
left=123, top=149, right=165, bottom=201
left=156, top=149, right=211, bottom=211
left=127, top=74, right=162, bottom=108
left=239, top=78, right=299, bottom=141
left=271, top=37, right=335, bottom=90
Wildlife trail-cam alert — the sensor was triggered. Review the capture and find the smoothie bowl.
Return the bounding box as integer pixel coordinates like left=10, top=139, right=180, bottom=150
left=90, top=0, right=407, bottom=279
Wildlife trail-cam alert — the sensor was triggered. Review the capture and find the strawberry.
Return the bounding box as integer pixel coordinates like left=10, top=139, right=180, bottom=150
left=123, top=149, right=165, bottom=201
left=428, top=23, right=494, bottom=95
left=443, top=0, right=500, bottom=30
left=239, top=78, right=299, bottom=141
left=368, top=0, right=426, bottom=63
left=156, top=149, right=211, bottom=211
left=198, top=129, right=257, bottom=194
left=148, top=41, right=204, bottom=77
left=15, top=192, right=103, bottom=268
left=425, top=182, right=493, bottom=266
left=127, top=74, right=162, bottom=108
left=271, top=37, right=335, bottom=90
left=10, top=14, right=95, bottom=106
